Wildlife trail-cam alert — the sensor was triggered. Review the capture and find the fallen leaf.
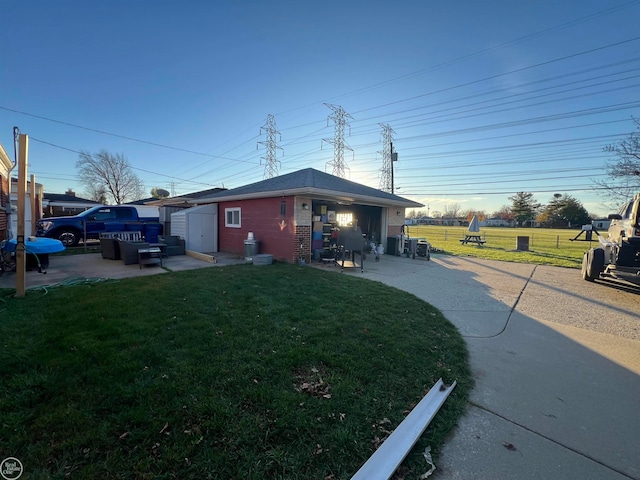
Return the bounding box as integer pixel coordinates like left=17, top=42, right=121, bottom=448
left=119, top=432, right=130, bottom=439
left=159, top=422, right=169, bottom=434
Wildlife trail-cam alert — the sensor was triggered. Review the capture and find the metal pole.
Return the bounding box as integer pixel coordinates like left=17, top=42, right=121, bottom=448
left=390, top=142, right=394, bottom=194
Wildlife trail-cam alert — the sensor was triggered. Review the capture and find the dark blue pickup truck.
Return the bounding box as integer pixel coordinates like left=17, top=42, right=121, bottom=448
left=35, top=205, right=163, bottom=247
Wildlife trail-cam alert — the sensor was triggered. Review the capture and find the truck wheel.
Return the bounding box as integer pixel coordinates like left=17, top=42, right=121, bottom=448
left=582, top=248, right=604, bottom=281
left=57, top=230, right=80, bottom=247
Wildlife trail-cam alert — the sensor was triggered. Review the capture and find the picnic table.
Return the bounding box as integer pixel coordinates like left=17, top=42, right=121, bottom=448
left=460, top=234, right=486, bottom=246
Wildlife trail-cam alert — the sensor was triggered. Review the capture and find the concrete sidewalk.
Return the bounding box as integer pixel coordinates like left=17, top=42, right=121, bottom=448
left=321, top=254, right=640, bottom=480
left=2, top=251, right=638, bottom=479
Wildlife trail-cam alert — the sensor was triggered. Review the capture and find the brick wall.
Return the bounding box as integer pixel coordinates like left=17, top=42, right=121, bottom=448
left=387, top=207, right=405, bottom=236
left=218, top=196, right=296, bottom=262
left=293, top=225, right=311, bottom=264
left=0, top=175, right=7, bottom=240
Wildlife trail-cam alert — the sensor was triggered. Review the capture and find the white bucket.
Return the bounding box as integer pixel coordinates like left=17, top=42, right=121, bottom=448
left=247, top=232, right=254, bottom=240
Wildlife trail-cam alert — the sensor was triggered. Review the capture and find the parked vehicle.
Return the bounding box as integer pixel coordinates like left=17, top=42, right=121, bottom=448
left=35, top=205, right=162, bottom=247
left=581, top=193, right=640, bottom=284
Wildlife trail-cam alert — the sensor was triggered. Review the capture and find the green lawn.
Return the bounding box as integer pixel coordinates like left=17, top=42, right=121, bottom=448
left=405, top=225, right=595, bottom=268
left=0, top=264, right=472, bottom=479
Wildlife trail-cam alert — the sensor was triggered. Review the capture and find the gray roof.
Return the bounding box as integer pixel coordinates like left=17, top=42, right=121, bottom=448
left=194, top=168, right=423, bottom=208
left=44, top=193, right=100, bottom=204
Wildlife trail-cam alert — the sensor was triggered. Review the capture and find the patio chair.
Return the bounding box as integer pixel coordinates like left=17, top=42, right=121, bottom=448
left=118, top=240, right=150, bottom=265
left=158, top=235, right=186, bottom=256
left=100, top=237, right=121, bottom=260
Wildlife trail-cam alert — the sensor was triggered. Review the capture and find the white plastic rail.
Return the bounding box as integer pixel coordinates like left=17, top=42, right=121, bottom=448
left=350, top=378, right=457, bottom=480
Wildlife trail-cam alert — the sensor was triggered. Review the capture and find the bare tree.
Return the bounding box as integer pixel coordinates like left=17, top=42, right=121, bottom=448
left=76, top=150, right=145, bottom=204
left=86, top=184, right=107, bottom=204
left=443, top=202, right=461, bottom=218
left=596, top=117, right=640, bottom=204
left=492, top=205, right=514, bottom=221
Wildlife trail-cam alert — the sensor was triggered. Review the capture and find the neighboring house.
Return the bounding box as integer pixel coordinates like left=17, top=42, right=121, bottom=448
left=9, top=177, right=44, bottom=238
left=440, top=217, right=462, bottom=226
left=190, top=168, right=423, bottom=264
left=592, top=218, right=611, bottom=231
left=417, top=216, right=437, bottom=225
left=0, top=143, right=12, bottom=241
left=43, top=189, right=101, bottom=217
left=486, top=217, right=515, bottom=227
left=0, top=144, right=13, bottom=241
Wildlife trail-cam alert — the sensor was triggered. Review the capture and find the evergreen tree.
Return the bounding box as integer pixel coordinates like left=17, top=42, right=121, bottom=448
left=508, top=192, right=540, bottom=226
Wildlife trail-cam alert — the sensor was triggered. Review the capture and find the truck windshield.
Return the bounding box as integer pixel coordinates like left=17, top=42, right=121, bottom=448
left=77, top=207, right=103, bottom=218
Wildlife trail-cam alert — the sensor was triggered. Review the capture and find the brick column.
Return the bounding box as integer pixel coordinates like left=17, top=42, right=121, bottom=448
left=294, top=225, right=311, bottom=264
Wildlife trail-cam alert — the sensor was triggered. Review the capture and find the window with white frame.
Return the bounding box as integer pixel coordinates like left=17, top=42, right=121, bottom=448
left=225, top=207, right=241, bottom=228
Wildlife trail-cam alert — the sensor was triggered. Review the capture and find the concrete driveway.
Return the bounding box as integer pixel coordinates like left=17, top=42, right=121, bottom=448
left=327, top=254, right=640, bottom=480
left=2, top=251, right=638, bottom=479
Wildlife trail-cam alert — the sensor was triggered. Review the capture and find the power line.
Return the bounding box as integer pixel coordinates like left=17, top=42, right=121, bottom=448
left=28, top=137, right=221, bottom=188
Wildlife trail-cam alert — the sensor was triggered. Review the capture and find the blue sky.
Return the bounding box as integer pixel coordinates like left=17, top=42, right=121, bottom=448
left=1, top=0, right=639, bottom=217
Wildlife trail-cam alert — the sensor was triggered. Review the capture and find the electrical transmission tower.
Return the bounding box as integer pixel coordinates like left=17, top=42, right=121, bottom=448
left=258, top=114, right=283, bottom=179
left=378, top=124, right=396, bottom=193
left=322, top=103, right=353, bottom=178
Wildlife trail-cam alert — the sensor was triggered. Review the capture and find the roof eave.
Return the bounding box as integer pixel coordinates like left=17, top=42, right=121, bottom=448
left=191, top=186, right=423, bottom=208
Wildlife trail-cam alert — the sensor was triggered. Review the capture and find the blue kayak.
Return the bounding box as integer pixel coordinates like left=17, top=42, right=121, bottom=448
left=4, top=237, right=66, bottom=254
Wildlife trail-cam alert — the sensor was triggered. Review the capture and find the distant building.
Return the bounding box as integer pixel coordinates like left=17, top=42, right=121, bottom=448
left=486, top=217, right=515, bottom=227
left=43, top=189, right=101, bottom=217
left=592, top=218, right=611, bottom=231
left=417, top=216, right=436, bottom=225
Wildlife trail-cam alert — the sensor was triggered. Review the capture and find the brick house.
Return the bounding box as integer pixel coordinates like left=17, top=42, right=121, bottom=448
left=190, top=168, right=423, bottom=264
left=0, top=143, right=12, bottom=241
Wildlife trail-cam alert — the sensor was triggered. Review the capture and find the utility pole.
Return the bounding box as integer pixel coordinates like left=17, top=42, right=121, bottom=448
left=258, top=114, right=283, bottom=179
left=322, top=103, right=353, bottom=178
left=391, top=146, right=398, bottom=194
left=379, top=124, right=395, bottom=193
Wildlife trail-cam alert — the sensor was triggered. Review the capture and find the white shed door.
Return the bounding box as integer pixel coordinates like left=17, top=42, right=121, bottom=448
left=187, top=211, right=216, bottom=253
